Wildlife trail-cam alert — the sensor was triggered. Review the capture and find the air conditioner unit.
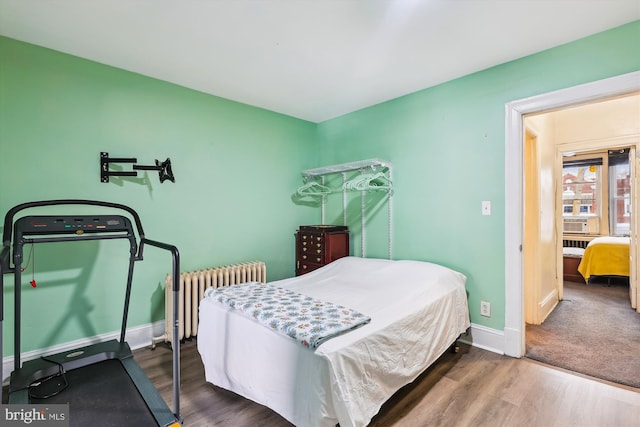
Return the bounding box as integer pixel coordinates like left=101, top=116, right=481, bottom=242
left=563, top=217, right=599, bottom=234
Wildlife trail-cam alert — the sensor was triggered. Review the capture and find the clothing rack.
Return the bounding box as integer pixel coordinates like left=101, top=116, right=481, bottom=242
left=299, top=158, right=393, bottom=259
left=301, top=158, right=392, bottom=178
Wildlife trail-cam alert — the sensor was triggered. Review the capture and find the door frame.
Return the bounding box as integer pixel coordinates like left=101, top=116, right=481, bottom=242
left=504, top=70, right=640, bottom=358
left=523, top=128, right=542, bottom=325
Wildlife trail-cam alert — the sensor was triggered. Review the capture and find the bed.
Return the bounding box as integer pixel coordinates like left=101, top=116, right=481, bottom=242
left=578, top=236, right=630, bottom=282
left=197, top=256, right=470, bottom=427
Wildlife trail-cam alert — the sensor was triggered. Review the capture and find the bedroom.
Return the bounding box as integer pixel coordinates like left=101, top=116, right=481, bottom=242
left=1, top=1, right=639, bottom=426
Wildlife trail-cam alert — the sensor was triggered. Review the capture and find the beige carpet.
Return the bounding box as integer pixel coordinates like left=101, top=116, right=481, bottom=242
left=525, top=279, right=640, bottom=388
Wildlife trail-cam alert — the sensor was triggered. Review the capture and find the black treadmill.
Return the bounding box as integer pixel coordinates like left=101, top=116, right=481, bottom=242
left=0, top=200, right=182, bottom=427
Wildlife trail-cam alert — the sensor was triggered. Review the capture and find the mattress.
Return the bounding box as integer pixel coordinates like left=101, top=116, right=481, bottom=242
left=197, top=256, right=470, bottom=427
left=562, top=247, right=585, bottom=258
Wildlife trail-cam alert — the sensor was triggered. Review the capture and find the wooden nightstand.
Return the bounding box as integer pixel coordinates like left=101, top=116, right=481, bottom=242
left=296, top=225, right=349, bottom=276
left=562, top=247, right=585, bottom=283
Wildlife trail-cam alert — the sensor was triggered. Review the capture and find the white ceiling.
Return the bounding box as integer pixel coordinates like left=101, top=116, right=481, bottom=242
left=1, top=1, right=639, bottom=122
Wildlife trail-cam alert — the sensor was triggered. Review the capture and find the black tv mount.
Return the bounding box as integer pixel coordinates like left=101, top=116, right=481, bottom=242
left=100, top=152, right=175, bottom=183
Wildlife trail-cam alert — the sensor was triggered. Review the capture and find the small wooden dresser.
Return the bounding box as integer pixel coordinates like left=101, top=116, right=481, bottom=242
left=296, top=225, right=349, bottom=276
left=562, top=247, right=586, bottom=283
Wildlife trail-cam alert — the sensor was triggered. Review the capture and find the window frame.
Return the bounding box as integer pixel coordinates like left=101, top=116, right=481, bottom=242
left=609, top=156, right=632, bottom=236
left=561, top=151, right=609, bottom=235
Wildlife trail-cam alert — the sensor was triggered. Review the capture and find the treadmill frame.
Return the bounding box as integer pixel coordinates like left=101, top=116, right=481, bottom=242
left=0, top=199, right=181, bottom=426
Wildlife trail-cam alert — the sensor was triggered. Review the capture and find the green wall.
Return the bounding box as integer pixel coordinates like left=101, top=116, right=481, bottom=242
left=316, top=20, right=640, bottom=330
left=0, top=37, right=318, bottom=354
left=1, top=20, right=639, bottom=357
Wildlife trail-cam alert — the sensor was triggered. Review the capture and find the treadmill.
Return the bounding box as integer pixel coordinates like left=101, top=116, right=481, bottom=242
left=0, top=200, right=182, bottom=427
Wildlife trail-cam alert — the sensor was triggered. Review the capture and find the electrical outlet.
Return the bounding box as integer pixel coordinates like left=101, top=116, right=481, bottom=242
left=480, top=301, right=491, bottom=317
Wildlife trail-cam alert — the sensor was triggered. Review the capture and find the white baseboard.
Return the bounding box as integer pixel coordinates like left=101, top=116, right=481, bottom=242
left=459, top=323, right=505, bottom=355
left=2, top=320, right=165, bottom=383
left=3, top=321, right=507, bottom=384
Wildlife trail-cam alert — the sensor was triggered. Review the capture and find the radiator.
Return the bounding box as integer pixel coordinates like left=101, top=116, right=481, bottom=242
left=151, top=261, right=266, bottom=347
left=562, top=239, right=590, bottom=249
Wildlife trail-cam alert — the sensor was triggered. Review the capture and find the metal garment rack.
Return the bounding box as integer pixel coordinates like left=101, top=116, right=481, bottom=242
left=301, top=158, right=393, bottom=259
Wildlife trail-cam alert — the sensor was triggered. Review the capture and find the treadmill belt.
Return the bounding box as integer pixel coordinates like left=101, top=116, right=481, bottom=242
left=30, top=359, right=157, bottom=427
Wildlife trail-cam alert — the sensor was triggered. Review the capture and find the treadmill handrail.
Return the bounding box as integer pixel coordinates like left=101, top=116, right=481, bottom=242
left=2, top=199, right=146, bottom=266
left=1, top=246, right=8, bottom=379
left=142, top=237, right=181, bottom=418
left=0, top=245, right=8, bottom=321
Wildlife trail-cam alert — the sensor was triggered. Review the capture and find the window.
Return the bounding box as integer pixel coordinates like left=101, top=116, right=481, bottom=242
left=562, top=148, right=633, bottom=237
left=562, top=158, right=601, bottom=218
left=609, top=149, right=631, bottom=236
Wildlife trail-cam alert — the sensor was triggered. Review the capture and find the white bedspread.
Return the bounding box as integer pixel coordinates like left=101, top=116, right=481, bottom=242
left=197, top=256, right=470, bottom=427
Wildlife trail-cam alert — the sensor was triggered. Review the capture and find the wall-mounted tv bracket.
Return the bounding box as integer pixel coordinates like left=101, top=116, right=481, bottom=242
left=100, top=152, right=175, bottom=183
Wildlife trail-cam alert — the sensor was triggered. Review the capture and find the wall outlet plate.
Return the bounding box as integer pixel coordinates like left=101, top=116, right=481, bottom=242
left=480, top=301, right=491, bottom=317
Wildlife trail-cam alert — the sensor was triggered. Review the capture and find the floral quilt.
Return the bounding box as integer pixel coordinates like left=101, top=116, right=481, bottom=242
left=204, top=282, right=371, bottom=349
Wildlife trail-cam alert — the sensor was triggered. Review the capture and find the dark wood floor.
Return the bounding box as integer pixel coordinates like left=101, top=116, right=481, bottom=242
left=135, top=339, right=640, bottom=427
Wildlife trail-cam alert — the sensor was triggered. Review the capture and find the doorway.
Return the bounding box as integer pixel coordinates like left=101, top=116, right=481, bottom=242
left=524, top=95, right=639, bottom=325
left=504, top=71, right=640, bottom=359
left=521, top=96, right=639, bottom=387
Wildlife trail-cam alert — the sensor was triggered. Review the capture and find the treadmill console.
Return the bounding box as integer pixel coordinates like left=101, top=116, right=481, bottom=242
left=15, top=215, right=133, bottom=236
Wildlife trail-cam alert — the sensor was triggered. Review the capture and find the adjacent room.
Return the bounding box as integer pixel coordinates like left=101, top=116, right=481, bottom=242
left=1, top=2, right=639, bottom=426
left=523, top=94, right=640, bottom=389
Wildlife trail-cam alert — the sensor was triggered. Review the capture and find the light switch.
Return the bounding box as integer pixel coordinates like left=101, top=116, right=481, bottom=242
left=482, top=201, right=491, bottom=215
